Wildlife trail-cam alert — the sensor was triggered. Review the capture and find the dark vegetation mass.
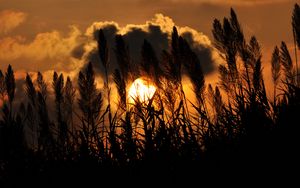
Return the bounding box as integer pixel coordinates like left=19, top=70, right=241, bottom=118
left=1, top=5, right=300, bottom=185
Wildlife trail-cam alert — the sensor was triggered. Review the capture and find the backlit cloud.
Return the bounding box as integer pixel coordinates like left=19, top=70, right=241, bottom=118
left=81, top=14, right=218, bottom=76
left=0, top=25, right=84, bottom=74
left=0, top=13, right=219, bottom=82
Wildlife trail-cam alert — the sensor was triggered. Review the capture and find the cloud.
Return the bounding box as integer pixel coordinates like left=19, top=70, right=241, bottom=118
left=0, top=10, right=27, bottom=34
left=78, top=14, right=218, bottom=77
left=0, top=14, right=219, bottom=83
left=0, top=26, right=84, bottom=73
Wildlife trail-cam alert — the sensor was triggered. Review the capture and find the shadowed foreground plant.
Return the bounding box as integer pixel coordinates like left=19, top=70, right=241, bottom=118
left=280, top=41, right=294, bottom=84
left=5, top=65, right=15, bottom=120
left=0, top=7, right=300, bottom=185
left=292, top=3, right=300, bottom=81
left=0, top=71, right=5, bottom=102
left=78, top=62, right=104, bottom=159
left=271, top=47, right=281, bottom=94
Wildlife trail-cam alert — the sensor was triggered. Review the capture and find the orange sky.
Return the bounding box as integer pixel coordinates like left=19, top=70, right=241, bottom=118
left=0, top=0, right=298, bottom=83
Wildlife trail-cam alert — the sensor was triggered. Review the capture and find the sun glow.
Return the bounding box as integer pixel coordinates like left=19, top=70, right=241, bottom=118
left=128, top=78, right=156, bottom=103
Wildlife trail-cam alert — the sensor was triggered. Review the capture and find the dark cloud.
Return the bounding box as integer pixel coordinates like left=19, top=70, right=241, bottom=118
left=71, top=43, right=85, bottom=59
left=76, top=14, right=217, bottom=79
left=181, top=31, right=215, bottom=73
left=124, top=24, right=169, bottom=61
left=84, top=24, right=120, bottom=74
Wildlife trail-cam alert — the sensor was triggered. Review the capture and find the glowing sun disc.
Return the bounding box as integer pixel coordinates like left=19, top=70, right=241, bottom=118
left=128, top=78, right=156, bottom=103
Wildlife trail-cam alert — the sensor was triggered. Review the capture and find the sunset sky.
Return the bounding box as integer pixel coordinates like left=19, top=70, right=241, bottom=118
left=0, top=0, right=298, bottom=83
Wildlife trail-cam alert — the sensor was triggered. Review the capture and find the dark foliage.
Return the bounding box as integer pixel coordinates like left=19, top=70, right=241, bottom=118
left=1, top=6, right=300, bottom=185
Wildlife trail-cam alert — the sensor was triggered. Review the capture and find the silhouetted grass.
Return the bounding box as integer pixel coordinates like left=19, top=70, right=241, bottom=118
left=1, top=4, right=300, bottom=185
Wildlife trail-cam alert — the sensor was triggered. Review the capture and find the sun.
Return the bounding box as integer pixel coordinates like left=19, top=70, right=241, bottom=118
left=128, top=78, right=156, bottom=103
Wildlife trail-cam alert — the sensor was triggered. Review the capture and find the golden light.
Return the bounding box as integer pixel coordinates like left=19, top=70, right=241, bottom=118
left=128, top=78, right=156, bottom=103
